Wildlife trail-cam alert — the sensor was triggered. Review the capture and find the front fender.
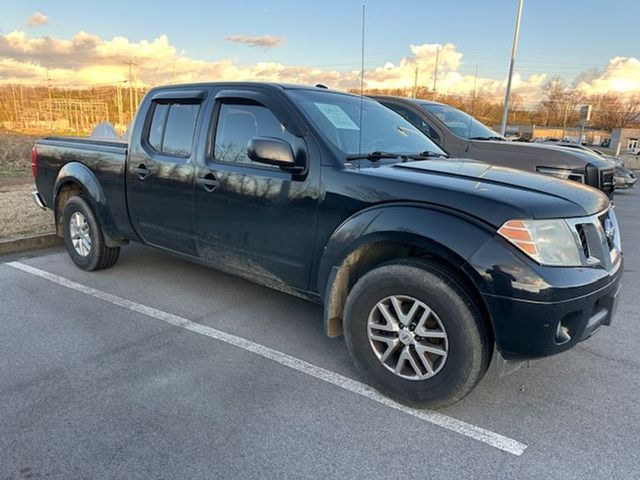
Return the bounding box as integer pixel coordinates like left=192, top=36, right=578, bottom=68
left=317, top=203, right=494, bottom=297
left=54, top=162, right=120, bottom=239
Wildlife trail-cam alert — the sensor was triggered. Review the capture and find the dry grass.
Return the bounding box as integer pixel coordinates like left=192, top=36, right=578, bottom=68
left=0, top=132, right=55, bottom=240
left=0, top=132, right=38, bottom=177
left=0, top=181, right=55, bottom=240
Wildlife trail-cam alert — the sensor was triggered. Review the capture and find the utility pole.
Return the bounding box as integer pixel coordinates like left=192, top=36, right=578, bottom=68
left=19, top=85, right=25, bottom=128
left=133, top=62, right=140, bottom=110
left=10, top=84, right=19, bottom=124
left=47, top=69, right=54, bottom=130
left=412, top=66, right=419, bottom=98
left=561, top=101, right=568, bottom=139
left=499, top=0, right=524, bottom=136
left=123, top=58, right=137, bottom=122
left=432, top=45, right=440, bottom=96
left=116, top=82, right=124, bottom=127
left=470, top=65, right=479, bottom=116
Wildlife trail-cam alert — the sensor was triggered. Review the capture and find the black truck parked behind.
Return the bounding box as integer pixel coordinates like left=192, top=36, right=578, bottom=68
left=32, top=83, right=623, bottom=407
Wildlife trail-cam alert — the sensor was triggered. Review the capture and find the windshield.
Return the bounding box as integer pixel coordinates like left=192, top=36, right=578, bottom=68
left=420, top=102, right=504, bottom=141
left=288, top=90, right=445, bottom=158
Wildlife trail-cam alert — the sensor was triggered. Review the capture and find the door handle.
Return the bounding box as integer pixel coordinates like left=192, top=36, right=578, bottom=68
left=196, top=174, right=219, bottom=192
left=133, top=164, right=150, bottom=180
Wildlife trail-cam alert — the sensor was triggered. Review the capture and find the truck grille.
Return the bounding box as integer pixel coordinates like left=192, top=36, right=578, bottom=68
left=568, top=208, right=620, bottom=269
left=600, top=168, right=615, bottom=194
left=575, top=224, right=590, bottom=257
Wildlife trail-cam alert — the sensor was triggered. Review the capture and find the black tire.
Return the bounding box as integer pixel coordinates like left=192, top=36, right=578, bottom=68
left=61, top=195, right=120, bottom=271
left=343, top=259, right=491, bottom=409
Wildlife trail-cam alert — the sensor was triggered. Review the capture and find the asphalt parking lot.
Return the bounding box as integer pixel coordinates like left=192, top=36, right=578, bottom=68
left=1, top=187, right=639, bottom=480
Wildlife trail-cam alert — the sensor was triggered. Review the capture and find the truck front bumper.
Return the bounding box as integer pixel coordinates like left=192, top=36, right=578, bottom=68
left=464, top=236, right=623, bottom=360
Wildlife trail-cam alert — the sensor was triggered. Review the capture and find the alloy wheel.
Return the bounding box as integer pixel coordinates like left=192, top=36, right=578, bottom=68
left=367, top=295, right=448, bottom=380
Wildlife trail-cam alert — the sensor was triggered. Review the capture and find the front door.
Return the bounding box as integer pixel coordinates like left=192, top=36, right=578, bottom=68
left=194, top=92, right=320, bottom=291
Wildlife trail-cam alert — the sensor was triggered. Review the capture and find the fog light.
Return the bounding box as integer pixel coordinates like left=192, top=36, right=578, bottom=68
left=555, top=321, right=572, bottom=344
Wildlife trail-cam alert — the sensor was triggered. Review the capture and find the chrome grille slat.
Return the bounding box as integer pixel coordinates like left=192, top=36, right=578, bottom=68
left=565, top=206, right=620, bottom=269
left=599, top=168, right=615, bottom=193
left=575, top=224, right=589, bottom=258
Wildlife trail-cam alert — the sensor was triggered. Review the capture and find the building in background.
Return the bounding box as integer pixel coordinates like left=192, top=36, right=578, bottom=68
left=501, top=124, right=611, bottom=145
left=611, top=128, right=640, bottom=154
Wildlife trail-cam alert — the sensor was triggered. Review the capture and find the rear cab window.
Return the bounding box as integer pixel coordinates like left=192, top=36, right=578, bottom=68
left=146, top=101, right=200, bottom=157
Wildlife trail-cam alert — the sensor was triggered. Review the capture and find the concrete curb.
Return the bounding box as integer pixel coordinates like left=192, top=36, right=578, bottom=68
left=0, top=233, right=62, bottom=255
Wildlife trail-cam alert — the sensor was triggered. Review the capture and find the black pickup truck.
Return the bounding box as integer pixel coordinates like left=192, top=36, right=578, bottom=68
left=32, top=83, right=623, bottom=407
left=371, top=96, right=616, bottom=197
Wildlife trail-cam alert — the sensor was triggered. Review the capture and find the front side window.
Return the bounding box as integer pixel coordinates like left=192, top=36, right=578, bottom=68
left=146, top=101, right=200, bottom=157
left=386, top=103, right=441, bottom=144
left=420, top=102, right=504, bottom=141
left=288, top=90, right=444, bottom=157
left=214, top=101, right=295, bottom=167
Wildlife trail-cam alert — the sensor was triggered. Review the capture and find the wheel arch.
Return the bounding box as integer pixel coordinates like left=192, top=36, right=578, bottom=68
left=53, top=162, right=124, bottom=247
left=318, top=205, right=495, bottom=339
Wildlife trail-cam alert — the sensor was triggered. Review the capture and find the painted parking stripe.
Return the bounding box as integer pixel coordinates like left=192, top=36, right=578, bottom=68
left=6, top=260, right=527, bottom=456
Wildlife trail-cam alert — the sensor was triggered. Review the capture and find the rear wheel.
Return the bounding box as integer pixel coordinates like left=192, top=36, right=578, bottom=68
left=343, top=260, right=491, bottom=408
left=62, top=195, right=120, bottom=271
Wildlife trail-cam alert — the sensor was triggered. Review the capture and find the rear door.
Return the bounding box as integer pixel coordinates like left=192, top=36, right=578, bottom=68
left=193, top=88, right=320, bottom=291
left=126, top=89, right=206, bottom=255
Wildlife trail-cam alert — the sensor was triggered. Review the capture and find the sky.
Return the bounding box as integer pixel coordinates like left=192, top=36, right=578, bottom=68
left=1, top=0, right=639, bottom=102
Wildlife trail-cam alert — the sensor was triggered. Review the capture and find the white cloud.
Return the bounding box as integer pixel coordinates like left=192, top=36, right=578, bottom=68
left=226, top=34, right=285, bottom=48
left=575, top=57, right=640, bottom=95
left=26, top=12, right=48, bottom=27
left=0, top=30, right=636, bottom=104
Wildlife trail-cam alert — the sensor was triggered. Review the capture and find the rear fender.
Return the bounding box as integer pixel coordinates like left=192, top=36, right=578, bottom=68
left=54, top=162, right=123, bottom=245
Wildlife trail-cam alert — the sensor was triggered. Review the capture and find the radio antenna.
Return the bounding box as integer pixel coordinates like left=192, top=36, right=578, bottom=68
left=465, top=64, right=479, bottom=151
left=357, top=2, right=366, bottom=169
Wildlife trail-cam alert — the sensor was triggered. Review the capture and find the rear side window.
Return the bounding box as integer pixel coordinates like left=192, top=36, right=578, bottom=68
left=148, top=104, right=169, bottom=151
left=146, top=102, right=200, bottom=157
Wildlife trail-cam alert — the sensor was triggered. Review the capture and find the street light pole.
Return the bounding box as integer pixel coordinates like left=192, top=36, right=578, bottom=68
left=499, top=0, right=524, bottom=136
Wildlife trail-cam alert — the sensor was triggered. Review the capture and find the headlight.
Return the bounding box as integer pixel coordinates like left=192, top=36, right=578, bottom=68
left=498, top=219, right=582, bottom=266
left=536, top=166, right=584, bottom=183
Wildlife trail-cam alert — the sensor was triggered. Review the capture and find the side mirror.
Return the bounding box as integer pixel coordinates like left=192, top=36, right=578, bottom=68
left=247, top=137, right=305, bottom=173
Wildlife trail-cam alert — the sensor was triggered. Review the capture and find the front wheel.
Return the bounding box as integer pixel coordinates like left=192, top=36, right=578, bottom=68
left=343, top=260, right=491, bottom=409
left=61, top=195, right=120, bottom=271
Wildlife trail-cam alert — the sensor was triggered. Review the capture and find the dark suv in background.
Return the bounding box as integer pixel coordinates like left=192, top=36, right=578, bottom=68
left=539, top=140, right=636, bottom=189
left=372, top=96, right=616, bottom=197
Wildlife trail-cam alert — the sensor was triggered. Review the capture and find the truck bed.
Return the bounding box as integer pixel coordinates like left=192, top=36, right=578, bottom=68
left=34, top=135, right=132, bottom=240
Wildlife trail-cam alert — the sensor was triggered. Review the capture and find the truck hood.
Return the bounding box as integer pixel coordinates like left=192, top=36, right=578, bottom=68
left=470, top=140, right=612, bottom=169
left=361, top=159, right=610, bottom=227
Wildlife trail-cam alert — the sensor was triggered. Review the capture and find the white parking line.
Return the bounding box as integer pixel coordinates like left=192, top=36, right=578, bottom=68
left=7, top=260, right=527, bottom=456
